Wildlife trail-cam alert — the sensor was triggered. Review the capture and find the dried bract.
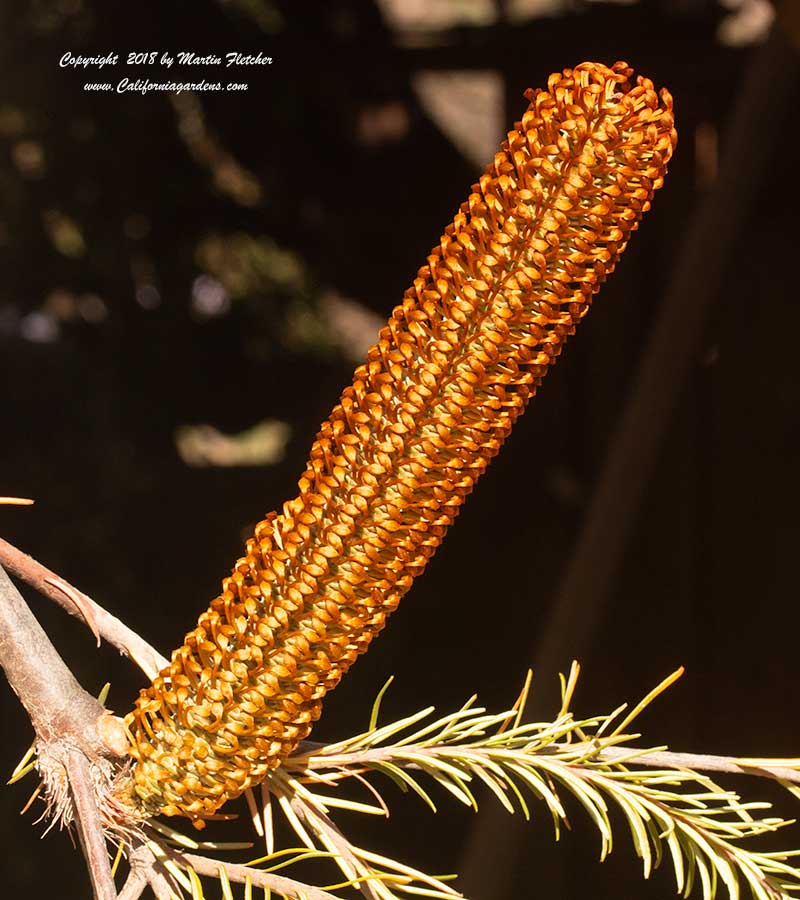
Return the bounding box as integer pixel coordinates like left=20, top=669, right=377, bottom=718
left=125, top=61, right=677, bottom=824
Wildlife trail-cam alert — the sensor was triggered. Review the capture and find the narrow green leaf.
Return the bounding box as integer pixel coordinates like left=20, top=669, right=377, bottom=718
left=187, top=867, right=204, bottom=900
left=466, top=760, right=515, bottom=814
left=218, top=864, right=234, bottom=900
left=369, top=676, right=395, bottom=732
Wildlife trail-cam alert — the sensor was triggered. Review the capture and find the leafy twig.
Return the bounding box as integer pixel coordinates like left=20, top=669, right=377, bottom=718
left=277, top=669, right=800, bottom=900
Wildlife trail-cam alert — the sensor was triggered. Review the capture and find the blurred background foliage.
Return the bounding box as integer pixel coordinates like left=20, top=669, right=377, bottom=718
left=1, top=0, right=799, bottom=898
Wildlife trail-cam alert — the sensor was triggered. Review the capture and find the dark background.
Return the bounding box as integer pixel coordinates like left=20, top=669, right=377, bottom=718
left=2, top=0, right=799, bottom=897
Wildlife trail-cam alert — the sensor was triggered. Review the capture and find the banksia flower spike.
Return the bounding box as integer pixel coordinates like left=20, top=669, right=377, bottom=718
left=125, top=61, right=676, bottom=825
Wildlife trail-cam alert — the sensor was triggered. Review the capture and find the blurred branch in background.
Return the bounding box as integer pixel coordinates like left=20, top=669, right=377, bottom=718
left=175, top=419, right=291, bottom=467
left=170, top=92, right=263, bottom=208
left=412, top=71, right=503, bottom=169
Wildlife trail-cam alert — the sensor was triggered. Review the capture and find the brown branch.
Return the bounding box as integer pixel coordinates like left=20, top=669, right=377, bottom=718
left=146, top=871, right=174, bottom=900
left=0, top=536, right=168, bottom=680
left=0, top=565, right=135, bottom=898
left=289, top=738, right=800, bottom=786
left=128, top=844, right=177, bottom=900
left=121, top=835, right=347, bottom=900
left=0, top=564, right=109, bottom=747
left=116, top=868, right=147, bottom=900
left=175, top=849, right=345, bottom=900
left=290, top=795, right=384, bottom=900
left=592, top=745, right=800, bottom=785
left=66, top=749, right=119, bottom=900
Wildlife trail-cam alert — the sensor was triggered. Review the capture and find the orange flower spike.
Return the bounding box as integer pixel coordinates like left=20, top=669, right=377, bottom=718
left=125, top=61, right=676, bottom=824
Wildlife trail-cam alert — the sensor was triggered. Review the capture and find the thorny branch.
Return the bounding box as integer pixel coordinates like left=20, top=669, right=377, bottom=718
left=0, top=565, right=113, bottom=751
left=67, top=748, right=119, bottom=900
left=0, top=565, right=126, bottom=900
left=0, top=536, right=168, bottom=680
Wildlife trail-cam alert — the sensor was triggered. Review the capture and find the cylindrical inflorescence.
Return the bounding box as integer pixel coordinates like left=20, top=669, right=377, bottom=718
left=125, top=61, right=676, bottom=824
